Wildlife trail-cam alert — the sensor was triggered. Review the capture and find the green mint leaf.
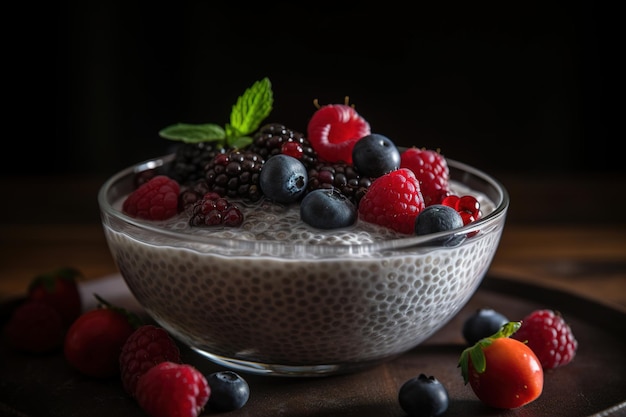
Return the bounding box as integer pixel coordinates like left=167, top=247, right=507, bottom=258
left=228, top=77, right=273, bottom=143
left=159, top=123, right=226, bottom=144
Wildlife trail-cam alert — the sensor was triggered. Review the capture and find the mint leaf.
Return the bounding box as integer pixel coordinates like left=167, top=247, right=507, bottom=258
left=229, top=77, right=273, bottom=139
left=159, top=123, right=226, bottom=144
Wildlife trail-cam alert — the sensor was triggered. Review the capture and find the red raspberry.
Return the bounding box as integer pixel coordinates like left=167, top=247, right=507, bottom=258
left=307, top=102, right=371, bottom=164
left=4, top=300, right=65, bottom=353
left=119, top=324, right=182, bottom=397
left=358, top=168, right=425, bottom=234
left=400, top=147, right=450, bottom=206
left=122, top=175, right=180, bottom=220
left=512, top=309, right=578, bottom=369
left=136, top=361, right=210, bottom=417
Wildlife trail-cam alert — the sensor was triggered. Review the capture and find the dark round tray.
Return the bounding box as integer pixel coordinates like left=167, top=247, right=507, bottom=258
left=1, top=274, right=625, bottom=417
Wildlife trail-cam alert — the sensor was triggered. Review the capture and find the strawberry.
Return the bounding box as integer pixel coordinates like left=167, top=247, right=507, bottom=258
left=307, top=101, right=371, bottom=164
left=136, top=361, right=210, bottom=417
left=358, top=168, right=425, bottom=234
left=122, top=175, right=180, bottom=221
left=400, top=147, right=451, bottom=206
left=511, top=309, right=578, bottom=369
left=4, top=300, right=65, bottom=353
left=120, top=324, right=182, bottom=397
left=459, top=321, right=544, bottom=409
left=64, top=296, right=140, bottom=378
left=27, top=267, right=82, bottom=327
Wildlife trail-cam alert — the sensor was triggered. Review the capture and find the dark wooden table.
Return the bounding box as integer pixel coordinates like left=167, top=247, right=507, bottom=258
left=1, top=173, right=625, bottom=416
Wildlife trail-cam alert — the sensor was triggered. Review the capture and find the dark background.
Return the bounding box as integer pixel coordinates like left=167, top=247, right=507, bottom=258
left=13, top=3, right=619, bottom=177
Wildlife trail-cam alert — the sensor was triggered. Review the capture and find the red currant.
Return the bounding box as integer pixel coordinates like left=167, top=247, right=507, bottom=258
left=281, top=142, right=304, bottom=160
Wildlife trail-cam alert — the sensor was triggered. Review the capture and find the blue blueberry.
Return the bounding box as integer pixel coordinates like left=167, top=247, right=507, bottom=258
left=300, top=188, right=357, bottom=229
left=414, top=204, right=465, bottom=246
left=259, top=154, right=308, bottom=204
left=207, top=371, right=250, bottom=411
left=351, top=133, right=400, bottom=178
left=398, top=374, right=449, bottom=417
left=462, top=308, right=509, bottom=345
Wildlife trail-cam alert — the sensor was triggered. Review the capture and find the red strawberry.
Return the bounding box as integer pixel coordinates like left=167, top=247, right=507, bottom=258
left=307, top=102, right=370, bottom=164
left=120, top=324, right=182, bottom=397
left=64, top=296, right=140, bottom=378
left=27, top=267, right=82, bottom=327
left=511, top=309, right=578, bottom=369
left=122, top=175, right=180, bottom=220
left=358, top=168, right=425, bottom=234
left=136, top=361, right=210, bottom=417
left=4, top=300, right=65, bottom=353
left=400, top=147, right=450, bottom=206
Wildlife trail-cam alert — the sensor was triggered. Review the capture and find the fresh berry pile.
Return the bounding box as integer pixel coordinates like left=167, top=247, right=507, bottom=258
left=121, top=78, right=483, bottom=240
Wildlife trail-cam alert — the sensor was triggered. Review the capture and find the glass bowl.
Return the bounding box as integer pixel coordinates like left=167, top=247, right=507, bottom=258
left=98, top=154, right=509, bottom=377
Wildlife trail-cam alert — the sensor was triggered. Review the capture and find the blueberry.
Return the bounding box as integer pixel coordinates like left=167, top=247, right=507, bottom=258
left=259, top=154, right=308, bottom=204
left=414, top=204, right=465, bottom=246
left=206, top=371, right=250, bottom=411
left=351, top=133, right=400, bottom=178
left=300, top=188, right=357, bottom=229
left=462, top=308, right=509, bottom=345
left=398, top=374, right=449, bottom=417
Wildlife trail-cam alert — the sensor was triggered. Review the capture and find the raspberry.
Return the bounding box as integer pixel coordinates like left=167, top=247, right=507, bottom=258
left=136, top=361, right=210, bottom=417
left=4, top=300, right=65, bottom=353
left=188, top=193, right=244, bottom=227
left=512, top=309, right=578, bottom=369
left=400, top=147, right=450, bottom=206
left=307, top=101, right=371, bottom=164
left=122, top=175, right=180, bottom=220
left=358, top=168, right=425, bottom=234
left=119, top=324, right=182, bottom=397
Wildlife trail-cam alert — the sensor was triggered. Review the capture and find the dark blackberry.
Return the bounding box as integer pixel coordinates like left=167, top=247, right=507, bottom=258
left=204, top=150, right=265, bottom=202
left=178, top=180, right=211, bottom=213
left=249, top=123, right=318, bottom=170
left=189, top=194, right=244, bottom=227
left=307, top=161, right=373, bottom=206
left=167, top=142, right=225, bottom=185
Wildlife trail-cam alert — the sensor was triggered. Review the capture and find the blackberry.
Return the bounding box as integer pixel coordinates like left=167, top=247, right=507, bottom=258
left=204, top=150, right=265, bottom=202
left=307, top=161, right=372, bottom=206
left=249, top=123, right=318, bottom=170
left=167, top=142, right=225, bottom=185
left=189, top=193, right=244, bottom=227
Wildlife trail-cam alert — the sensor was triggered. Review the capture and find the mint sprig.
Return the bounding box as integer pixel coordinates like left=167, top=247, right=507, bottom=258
left=158, top=77, right=273, bottom=149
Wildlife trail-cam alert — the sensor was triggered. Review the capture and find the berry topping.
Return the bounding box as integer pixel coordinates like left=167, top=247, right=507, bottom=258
left=249, top=123, right=317, bottom=169
left=462, top=308, right=509, bottom=345
left=122, top=175, right=180, bottom=221
left=307, top=99, right=371, bottom=164
left=206, top=371, right=250, bottom=412
left=300, top=188, right=357, bottom=229
left=4, top=300, right=65, bottom=353
left=307, top=161, right=372, bottom=206
left=400, top=147, right=451, bottom=206
left=351, top=133, right=401, bottom=178
left=398, top=374, right=449, bottom=417
left=189, top=193, right=244, bottom=227
left=358, top=168, right=425, bottom=234
left=414, top=204, right=465, bottom=246
left=204, top=150, right=265, bottom=202
left=441, top=194, right=482, bottom=225
left=27, top=266, right=83, bottom=328
left=259, top=154, right=308, bottom=204
left=511, top=309, right=578, bottom=369
left=135, top=361, right=210, bottom=417
left=119, top=324, right=182, bottom=397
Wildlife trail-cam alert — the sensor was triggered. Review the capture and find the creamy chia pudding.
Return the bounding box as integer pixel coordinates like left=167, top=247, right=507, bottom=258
left=99, top=154, right=508, bottom=376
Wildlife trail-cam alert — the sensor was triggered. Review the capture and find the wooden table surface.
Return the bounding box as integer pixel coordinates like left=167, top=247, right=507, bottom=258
left=1, top=173, right=625, bottom=417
